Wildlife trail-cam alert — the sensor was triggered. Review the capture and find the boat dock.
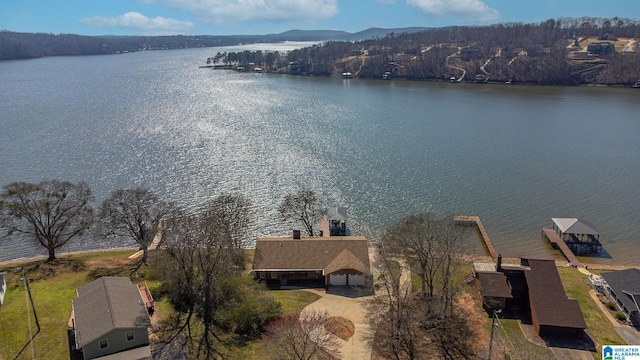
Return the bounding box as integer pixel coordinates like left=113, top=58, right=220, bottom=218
left=454, top=215, right=498, bottom=260
left=542, top=228, right=584, bottom=269
left=128, top=227, right=163, bottom=260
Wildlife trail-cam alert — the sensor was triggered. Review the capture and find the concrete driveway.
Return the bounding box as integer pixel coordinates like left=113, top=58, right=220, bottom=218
left=302, top=287, right=374, bottom=360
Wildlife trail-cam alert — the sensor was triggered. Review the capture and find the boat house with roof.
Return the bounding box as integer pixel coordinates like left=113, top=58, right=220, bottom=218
left=548, top=218, right=602, bottom=254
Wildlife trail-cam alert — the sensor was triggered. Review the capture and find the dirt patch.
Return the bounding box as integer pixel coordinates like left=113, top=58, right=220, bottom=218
left=324, top=316, right=354, bottom=341
left=456, top=292, right=490, bottom=356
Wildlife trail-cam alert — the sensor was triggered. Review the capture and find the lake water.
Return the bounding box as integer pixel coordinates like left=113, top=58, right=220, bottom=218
left=1, top=45, right=639, bottom=265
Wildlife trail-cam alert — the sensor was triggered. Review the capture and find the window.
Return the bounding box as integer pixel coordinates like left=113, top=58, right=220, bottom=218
left=259, top=272, right=265, bottom=279
left=126, top=331, right=135, bottom=342
left=270, top=272, right=278, bottom=279
left=99, top=339, right=108, bottom=350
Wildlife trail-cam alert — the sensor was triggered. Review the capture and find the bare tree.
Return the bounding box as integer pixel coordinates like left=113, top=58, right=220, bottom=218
left=367, top=245, right=428, bottom=360
left=263, top=309, right=341, bottom=360
left=157, top=194, right=279, bottom=359
left=367, top=215, right=475, bottom=359
left=199, top=193, right=252, bottom=261
left=0, top=180, right=93, bottom=261
left=98, top=188, right=174, bottom=267
left=278, top=189, right=325, bottom=237
left=384, top=213, right=468, bottom=310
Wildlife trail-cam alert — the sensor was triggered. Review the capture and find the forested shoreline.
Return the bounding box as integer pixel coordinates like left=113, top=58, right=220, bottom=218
left=213, top=17, right=640, bottom=86
left=3, top=17, right=640, bottom=85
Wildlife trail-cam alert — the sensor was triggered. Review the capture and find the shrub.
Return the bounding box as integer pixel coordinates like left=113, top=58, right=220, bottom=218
left=606, top=301, right=617, bottom=310
left=615, top=312, right=627, bottom=321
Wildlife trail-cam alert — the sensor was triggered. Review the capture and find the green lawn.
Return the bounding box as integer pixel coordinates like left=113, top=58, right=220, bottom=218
left=0, top=250, right=322, bottom=360
left=0, top=250, right=137, bottom=359
left=557, top=267, right=625, bottom=359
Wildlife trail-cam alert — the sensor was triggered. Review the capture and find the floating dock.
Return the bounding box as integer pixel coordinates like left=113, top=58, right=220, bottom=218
left=454, top=215, right=498, bottom=260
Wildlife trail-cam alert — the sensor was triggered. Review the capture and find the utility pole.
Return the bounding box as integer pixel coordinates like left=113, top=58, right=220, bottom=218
left=488, top=308, right=502, bottom=360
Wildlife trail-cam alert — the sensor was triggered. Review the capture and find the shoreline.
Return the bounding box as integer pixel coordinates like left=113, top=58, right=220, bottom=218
left=0, top=246, right=139, bottom=267
left=2, top=246, right=638, bottom=272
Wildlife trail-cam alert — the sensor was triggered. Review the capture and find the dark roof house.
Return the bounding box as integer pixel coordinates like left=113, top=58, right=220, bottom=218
left=474, top=257, right=586, bottom=339
left=601, top=268, right=640, bottom=324
left=524, top=259, right=587, bottom=338
left=72, top=277, right=153, bottom=360
left=252, top=236, right=370, bottom=287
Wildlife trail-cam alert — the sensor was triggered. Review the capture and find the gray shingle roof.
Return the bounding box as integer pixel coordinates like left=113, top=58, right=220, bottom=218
left=252, top=236, right=370, bottom=275
left=73, top=277, right=152, bottom=349
left=601, top=268, right=640, bottom=314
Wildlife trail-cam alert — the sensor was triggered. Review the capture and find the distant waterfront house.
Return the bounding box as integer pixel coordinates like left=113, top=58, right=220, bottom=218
left=252, top=235, right=370, bottom=287
left=474, top=257, right=586, bottom=339
left=72, top=277, right=153, bottom=360
left=587, top=42, right=615, bottom=56
left=601, top=268, right=640, bottom=324
left=0, top=271, right=7, bottom=306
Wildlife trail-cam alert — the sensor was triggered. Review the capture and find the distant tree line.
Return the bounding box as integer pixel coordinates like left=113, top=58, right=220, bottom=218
left=0, top=27, right=417, bottom=61
left=0, top=31, right=268, bottom=60
left=212, top=17, right=640, bottom=86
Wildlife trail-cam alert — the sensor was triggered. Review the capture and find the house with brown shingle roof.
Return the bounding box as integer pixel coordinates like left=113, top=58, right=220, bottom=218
left=474, top=257, right=586, bottom=339
left=252, top=235, right=370, bottom=287
left=525, top=259, right=586, bottom=339
left=72, top=277, right=153, bottom=360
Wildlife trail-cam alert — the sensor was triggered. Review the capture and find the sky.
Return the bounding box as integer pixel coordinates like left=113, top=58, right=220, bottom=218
left=1, top=0, right=639, bottom=36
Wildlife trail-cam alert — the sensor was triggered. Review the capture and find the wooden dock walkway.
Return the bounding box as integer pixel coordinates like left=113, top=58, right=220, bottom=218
left=454, top=215, right=498, bottom=260
left=542, top=228, right=584, bottom=269
left=128, top=227, right=164, bottom=259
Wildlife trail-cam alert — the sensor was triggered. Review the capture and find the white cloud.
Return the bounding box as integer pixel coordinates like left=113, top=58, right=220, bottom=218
left=407, top=0, right=499, bottom=23
left=80, top=12, right=195, bottom=35
left=161, top=0, right=338, bottom=26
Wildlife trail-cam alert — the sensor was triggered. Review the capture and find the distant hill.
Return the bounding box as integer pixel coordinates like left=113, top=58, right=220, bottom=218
left=208, top=17, right=640, bottom=86
left=263, top=27, right=430, bottom=41
left=0, top=27, right=430, bottom=60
